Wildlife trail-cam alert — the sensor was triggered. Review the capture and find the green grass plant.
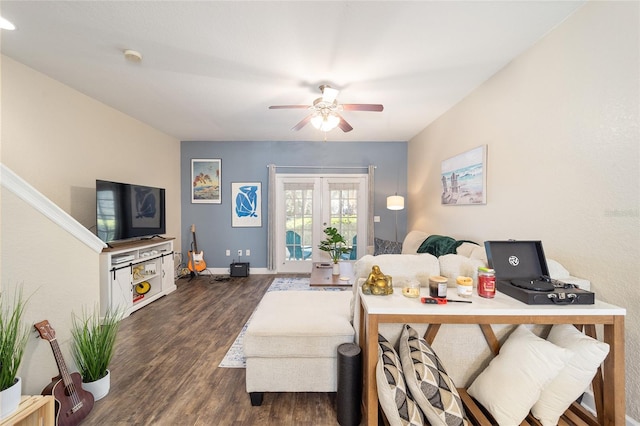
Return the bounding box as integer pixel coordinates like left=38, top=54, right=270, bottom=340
left=71, top=306, right=123, bottom=383
left=0, top=288, right=30, bottom=391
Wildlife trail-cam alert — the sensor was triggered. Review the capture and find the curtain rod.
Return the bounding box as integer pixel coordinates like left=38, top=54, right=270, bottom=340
left=267, top=165, right=375, bottom=170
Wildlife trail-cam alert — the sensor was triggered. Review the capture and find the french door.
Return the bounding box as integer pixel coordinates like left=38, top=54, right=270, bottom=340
left=275, top=174, right=368, bottom=273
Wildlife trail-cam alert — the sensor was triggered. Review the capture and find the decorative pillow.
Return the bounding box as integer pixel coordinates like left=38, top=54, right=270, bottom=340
left=401, top=230, right=430, bottom=254
left=398, top=324, right=468, bottom=426
left=531, top=325, right=610, bottom=426
left=546, top=259, right=571, bottom=279
left=376, top=334, right=424, bottom=425
left=467, top=325, right=573, bottom=426
left=374, top=237, right=403, bottom=255
left=455, top=242, right=479, bottom=258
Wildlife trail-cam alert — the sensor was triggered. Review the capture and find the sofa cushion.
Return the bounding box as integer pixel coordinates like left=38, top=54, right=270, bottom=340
left=401, top=230, right=430, bottom=254
left=244, top=291, right=354, bottom=358
left=531, top=325, right=610, bottom=426
left=467, top=325, right=572, bottom=426
left=374, top=237, right=403, bottom=255
left=438, top=254, right=486, bottom=287
left=354, top=254, right=440, bottom=284
left=399, top=324, right=468, bottom=426
left=377, top=333, right=425, bottom=425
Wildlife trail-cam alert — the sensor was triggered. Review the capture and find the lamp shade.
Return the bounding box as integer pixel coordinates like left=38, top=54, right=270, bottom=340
left=386, top=195, right=404, bottom=210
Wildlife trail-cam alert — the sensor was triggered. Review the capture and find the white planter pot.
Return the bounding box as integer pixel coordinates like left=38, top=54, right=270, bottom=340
left=1, top=376, right=21, bottom=420
left=332, top=263, right=340, bottom=275
left=82, top=370, right=110, bottom=401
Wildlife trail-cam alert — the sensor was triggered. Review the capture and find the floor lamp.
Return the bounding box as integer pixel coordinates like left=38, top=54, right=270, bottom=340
left=386, top=194, right=404, bottom=242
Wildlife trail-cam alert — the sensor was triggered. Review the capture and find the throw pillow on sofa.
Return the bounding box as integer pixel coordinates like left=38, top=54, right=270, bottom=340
left=467, top=325, right=573, bottom=425
left=376, top=333, right=424, bottom=425
left=398, top=324, right=468, bottom=426
left=374, top=237, right=403, bottom=255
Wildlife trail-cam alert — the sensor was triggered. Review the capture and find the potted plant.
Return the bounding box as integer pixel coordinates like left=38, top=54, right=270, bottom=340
left=0, top=289, right=30, bottom=419
left=71, top=306, right=123, bottom=401
left=318, top=227, right=351, bottom=274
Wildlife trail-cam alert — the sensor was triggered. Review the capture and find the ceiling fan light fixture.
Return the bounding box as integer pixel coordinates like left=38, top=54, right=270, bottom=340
left=311, top=111, right=340, bottom=132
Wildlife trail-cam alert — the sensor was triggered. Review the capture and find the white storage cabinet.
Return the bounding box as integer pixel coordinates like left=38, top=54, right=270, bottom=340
left=100, top=238, right=177, bottom=318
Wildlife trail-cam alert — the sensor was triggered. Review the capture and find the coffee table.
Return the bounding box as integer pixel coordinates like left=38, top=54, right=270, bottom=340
left=309, top=262, right=354, bottom=287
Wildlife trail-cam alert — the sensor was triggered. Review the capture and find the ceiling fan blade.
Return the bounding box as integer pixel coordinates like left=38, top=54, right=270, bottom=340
left=337, top=115, right=353, bottom=133
left=341, top=104, right=384, bottom=112
left=269, top=105, right=310, bottom=109
left=292, top=115, right=312, bottom=131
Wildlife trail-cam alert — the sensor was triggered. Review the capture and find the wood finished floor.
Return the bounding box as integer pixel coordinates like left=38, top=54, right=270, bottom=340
left=82, top=273, right=343, bottom=426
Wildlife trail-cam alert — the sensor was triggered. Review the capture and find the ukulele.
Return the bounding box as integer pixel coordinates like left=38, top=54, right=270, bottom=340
left=187, top=224, right=206, bottom=274
left=34, top=320, right=94, bottom=426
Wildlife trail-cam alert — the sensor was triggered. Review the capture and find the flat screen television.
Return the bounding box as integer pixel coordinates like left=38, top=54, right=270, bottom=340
left=96, top=179, right=166, bottom=243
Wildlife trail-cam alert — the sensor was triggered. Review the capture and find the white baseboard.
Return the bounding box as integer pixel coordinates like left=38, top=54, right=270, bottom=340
left=581, top=390, right=639, bottom=426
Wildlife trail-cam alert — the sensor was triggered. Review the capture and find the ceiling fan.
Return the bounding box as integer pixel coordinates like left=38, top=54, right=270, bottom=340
left=269, top=85, right=383, bottom=133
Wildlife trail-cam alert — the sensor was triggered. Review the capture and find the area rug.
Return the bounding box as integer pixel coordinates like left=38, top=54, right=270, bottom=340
left=218, top=277, right=346, bottom=368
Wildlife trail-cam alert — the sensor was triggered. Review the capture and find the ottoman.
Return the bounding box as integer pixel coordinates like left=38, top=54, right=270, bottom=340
left=244, top=290, right=355, bottom=406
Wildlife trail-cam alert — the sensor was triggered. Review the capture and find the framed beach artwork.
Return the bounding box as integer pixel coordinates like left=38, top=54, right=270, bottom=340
left=231, top=182, right=262, bottom=227
left=191, top=159, right=221, bottom=204
left=441, top=145, right=487, bottom=205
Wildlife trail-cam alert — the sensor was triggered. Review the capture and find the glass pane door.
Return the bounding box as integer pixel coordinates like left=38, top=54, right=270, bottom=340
left=276, top=174, right=367, bottom=273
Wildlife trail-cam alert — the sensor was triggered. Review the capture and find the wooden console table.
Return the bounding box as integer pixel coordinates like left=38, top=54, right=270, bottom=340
left=0, top=395, right=55, bottom=426
left=357, top=288, right=626, bottom=425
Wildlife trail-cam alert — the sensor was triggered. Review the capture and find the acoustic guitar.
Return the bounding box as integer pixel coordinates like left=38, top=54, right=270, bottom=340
left=34, top=320, right=94, bottom=426
left=188, top=224, right=206, bottom=274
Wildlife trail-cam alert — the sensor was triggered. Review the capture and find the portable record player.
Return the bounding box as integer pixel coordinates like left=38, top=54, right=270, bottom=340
left=484, top=240, right=594, bottom=305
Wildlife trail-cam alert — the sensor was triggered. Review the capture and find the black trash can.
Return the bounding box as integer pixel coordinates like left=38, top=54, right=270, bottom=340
left=337, top=343, right=362, bottom=426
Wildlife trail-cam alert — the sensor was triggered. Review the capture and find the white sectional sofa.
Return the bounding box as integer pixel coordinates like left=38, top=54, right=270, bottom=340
left=245, top=230, right=590, bottom=403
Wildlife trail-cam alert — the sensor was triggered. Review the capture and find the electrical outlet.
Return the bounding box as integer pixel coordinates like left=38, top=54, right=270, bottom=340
left=238, top=249, right=242, bottom=257
left=246, top=249, right=250, bottom=256
left=225, top=249, right=230, bottom=256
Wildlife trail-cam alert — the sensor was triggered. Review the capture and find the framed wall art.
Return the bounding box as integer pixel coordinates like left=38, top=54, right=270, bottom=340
left=441, top=145, right=487, bottom=205
left=191, top=159, right=221, bottom=204
left=232, top=182, right=262, bottom=227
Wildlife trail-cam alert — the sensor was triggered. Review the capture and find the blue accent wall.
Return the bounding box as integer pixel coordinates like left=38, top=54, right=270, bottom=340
left=181, top=141, right=407, bottom=268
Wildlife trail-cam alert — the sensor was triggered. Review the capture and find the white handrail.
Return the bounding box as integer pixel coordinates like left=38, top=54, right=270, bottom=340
left=1, top=163, right=106, bottom=253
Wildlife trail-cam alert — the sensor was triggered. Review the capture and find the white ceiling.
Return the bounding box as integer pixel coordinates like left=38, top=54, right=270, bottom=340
left=0, top=1, right=584, bottom=142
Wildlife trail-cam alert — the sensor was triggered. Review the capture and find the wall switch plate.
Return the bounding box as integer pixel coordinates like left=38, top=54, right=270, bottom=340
left=225, top=250, right=230, bottom=256
left=238, top=249, right=242, bottom=257
left=374, top=215, right=381, bottom=222
left=246, top=249, right=250, bottom=256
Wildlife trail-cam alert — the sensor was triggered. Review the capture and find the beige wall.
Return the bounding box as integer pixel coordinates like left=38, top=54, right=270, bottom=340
left=1, top=55, right=181, bottom=241
left=408, top=1, right=639, bottom=419
left=1, top=187, right=100, bottom=395
left=1, top=56, right=181, bottom=394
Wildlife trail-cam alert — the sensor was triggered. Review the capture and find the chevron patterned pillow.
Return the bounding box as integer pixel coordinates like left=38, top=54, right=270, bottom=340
left=399, top=324, right=468, bottom=426
left=376, top=333, right=424, bottom=425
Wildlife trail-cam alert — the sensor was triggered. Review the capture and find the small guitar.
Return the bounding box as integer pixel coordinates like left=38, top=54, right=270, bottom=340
left=187, top=224, right=206, bottom=274
left=34, top=320, right=94, bottom=426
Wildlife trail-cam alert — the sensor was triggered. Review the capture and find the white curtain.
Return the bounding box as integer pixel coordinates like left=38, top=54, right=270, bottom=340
left=267, top=164, right=276, bottom=271
left=368, top=164, right=375, bottom=251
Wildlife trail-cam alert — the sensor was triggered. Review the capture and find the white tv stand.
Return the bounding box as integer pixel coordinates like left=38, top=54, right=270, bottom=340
left=100, top=238, right=177, bottom=318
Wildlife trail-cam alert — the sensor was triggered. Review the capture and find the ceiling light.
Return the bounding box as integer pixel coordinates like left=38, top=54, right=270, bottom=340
left=0, top=16, right=16, bottom=30
left=311, top=112, right=340, bottom=132
left=124, top=49, right=143, bottom=62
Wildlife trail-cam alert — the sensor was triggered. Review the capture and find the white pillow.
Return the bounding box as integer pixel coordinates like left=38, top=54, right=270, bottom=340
left=467, top=325, right=572, bottom=425
left=401, top=230, right=430, bottom=254
left=531, top=325, right=610, bottom=426
left=546, top=258, right=571, bottom=279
